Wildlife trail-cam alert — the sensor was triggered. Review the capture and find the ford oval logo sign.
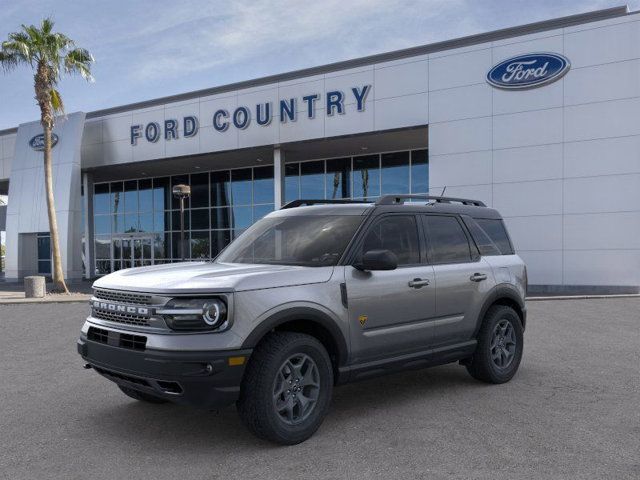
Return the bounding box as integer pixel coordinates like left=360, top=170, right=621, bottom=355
left=29, top=133, right=59, bottom=151
left=487, top=53, right=570, bottom=90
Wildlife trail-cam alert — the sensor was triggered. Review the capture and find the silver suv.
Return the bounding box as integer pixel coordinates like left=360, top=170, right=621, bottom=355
left=78, top=195, right=527, bottom=444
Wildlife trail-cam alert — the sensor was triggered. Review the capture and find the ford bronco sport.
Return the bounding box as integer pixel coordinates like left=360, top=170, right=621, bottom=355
left=78, top=194, right=527, bottom=444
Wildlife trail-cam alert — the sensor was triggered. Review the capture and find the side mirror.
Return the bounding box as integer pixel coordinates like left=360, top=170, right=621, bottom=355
left=355, top=249, right=398, bottom=271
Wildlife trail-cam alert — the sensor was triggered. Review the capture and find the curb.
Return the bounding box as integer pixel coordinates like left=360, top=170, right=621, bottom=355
left=0, top=295, right=91, bottom=305
left=526, top=294, right=640, bottom=301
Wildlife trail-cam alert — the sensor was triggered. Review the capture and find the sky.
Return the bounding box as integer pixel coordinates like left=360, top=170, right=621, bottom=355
left=0, top=0, right=639, bottom=130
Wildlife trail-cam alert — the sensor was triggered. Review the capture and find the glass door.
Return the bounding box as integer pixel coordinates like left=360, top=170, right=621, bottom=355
left=112, top=235, right=154, bottom=271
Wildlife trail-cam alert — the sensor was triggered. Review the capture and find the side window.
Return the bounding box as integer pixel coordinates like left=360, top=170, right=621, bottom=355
left=463, top=216, right=502, bottom=256
left=475, top=218, right=514, bottom=255
left=360, top=215, right=420, bottom=266
left=423, top=215, right=472, bottom=264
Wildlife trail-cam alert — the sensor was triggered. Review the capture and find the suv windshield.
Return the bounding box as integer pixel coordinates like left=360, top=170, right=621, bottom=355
left=216, top=215, right=364, bottom=266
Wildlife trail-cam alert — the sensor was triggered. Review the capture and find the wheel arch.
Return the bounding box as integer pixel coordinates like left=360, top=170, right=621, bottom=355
left=474, top=285, right=526, bottom=337
left=241, top=307, right=349, bottom=379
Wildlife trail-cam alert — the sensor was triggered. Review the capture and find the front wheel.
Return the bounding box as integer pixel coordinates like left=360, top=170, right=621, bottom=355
left=237, top=332, right=333, bottom=445
left=466, top=305, right=524, bottom=384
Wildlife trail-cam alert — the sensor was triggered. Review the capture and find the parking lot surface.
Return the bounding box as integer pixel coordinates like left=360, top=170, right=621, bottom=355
left=1, top=298, right=638, bottom=479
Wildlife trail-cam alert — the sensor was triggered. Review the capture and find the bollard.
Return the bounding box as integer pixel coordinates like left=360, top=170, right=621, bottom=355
left=24, top=276, right=46, bottom=298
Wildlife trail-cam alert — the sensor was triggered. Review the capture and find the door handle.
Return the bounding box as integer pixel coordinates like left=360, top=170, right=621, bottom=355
left=470, top=273, right=487, bottom=282
left=408, top=278, right=430, bottom=288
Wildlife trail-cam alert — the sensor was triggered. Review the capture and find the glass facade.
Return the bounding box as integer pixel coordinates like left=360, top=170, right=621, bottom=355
left=92, top=149, right=428, bottom=275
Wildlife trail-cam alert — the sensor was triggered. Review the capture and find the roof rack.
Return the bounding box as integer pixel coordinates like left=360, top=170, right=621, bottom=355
left=280, top=199, right=372, bottom=209
left=375, top=194, right=486, bottom=207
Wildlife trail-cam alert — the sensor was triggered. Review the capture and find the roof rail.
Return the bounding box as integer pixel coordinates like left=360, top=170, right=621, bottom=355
left=375, top=194, right=486, bottom=207
left=280, top=199, right=372, bottom=209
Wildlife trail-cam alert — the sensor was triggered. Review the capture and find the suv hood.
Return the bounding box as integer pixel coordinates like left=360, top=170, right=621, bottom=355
left=92, top=262, right=334, bottom=294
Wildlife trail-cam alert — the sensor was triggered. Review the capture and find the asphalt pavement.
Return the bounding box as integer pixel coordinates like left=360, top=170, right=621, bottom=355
left=0, top=298, right=638, bottom=479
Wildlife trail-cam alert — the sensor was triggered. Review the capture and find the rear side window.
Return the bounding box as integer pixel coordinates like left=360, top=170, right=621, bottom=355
left=361, top=215, right=420, bottom=265
left=423, top=215, right=472, bottom=264
left=474, top=218, right=514, bottom=255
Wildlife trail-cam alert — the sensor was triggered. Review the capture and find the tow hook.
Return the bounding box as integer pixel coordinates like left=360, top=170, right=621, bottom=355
left=83, top=363, right=92, bottom=370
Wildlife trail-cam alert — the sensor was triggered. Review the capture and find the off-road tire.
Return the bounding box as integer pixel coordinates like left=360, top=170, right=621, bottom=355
left=237, top=331, right=333, bottom=445
left=118, top=385, right=168, bottom=404
left=466, top=305, right=523, bottom=384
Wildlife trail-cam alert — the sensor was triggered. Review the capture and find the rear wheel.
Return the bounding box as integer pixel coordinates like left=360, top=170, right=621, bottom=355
left=237, top=331, right=333, bottom=445
left=118, top=385, right=168, bottom=404
left=466, top=305, right=523, bottom=384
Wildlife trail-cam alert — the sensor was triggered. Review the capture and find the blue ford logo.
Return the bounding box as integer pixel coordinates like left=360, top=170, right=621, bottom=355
left=29, top=133, right=59, bottom=151
left=487, top=53, right=570, bottom=90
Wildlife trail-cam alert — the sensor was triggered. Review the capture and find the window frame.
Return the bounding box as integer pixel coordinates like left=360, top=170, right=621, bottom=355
left=421, top=213, right=480, bottom=266
left=346, top=213, right=426, bottom=268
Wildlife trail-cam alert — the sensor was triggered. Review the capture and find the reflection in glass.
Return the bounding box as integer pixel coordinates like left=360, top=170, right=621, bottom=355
left=139, top=214, right=153, bottom=232
left=190, top=231, right=210, bottom=259
left=94, top=215, right=111, bottom=235
left=326, top=158, right=350, bottom=199
left=153, top=211, right=168, bottom=232
left=253, top=204, right=274, bottom=221
left=94, top=183, right=110, bottom=214
left=211, top=171, right=231, bottom=207
left=232, top=205, right=253, bottom=229
left=211, top=230, right=231, bottom=257
left=138, top=179, right=153, bottom=212
left=153, top=177, right=170, bottom=211
left=124, top=180, right=138, bottom=213
left=124, top=213, right=139, bottom=232
left=253, top=166, right=274, bottom=204
left=353, top=155, right=380, bottom=199
left=381, top=151, right=410, bottom=195
left=211, top=207, right=231, bottom=230
left=300, top=161, right=324, bottom=199
left=113, top=214, right=125, bottom=234
left=411, top=149, right=429, bottom=193
left=191, top=208, right=209, bottom=230
left=285, top=163, right=300, bottom=202
left=190, top=172, right=209, bottom=208
left=154, top=233, right=168, bottom=259
left=95, top=236, right=110, bottom=258
left=111, top=182, right=123, bottom=215
left=231, top=169, right=252, bottom=205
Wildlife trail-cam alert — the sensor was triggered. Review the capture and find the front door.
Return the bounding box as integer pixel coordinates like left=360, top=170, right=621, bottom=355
left=112, top=235, right=154, bottom=271
left=345, top=214, right=436, bottom=364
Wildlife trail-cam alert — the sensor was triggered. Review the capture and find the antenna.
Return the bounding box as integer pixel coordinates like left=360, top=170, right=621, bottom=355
left=440, top=186, right=447, bottom=197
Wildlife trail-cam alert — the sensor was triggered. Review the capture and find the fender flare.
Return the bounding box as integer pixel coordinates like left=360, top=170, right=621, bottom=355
left=241, top=306, right=349, bottom=366
left=474, top=284, right=527, bottom=336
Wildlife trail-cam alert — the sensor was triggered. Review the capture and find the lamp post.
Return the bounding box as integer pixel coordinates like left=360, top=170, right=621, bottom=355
left=172, top=184, right=191, bottom=261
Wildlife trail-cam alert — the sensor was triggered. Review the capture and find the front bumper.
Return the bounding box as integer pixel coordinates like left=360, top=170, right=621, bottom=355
left=78, top=336, right=251, bottom=408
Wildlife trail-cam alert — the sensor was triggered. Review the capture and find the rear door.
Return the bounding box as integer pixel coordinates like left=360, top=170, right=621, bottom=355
left=345, top=214, right=436, bottom=363
left=422, top=214, right=495, bottom=348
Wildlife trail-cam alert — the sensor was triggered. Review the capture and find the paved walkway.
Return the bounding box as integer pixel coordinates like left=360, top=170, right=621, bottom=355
left=0, top=280, right=92, bottom=304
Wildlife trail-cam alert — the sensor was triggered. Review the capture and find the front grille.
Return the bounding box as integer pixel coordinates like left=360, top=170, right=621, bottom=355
left=94, top=289, right=152, bottom=305
left=92, top=309, right=151, bottom=327
left=87, top=326, right=147, bottom=351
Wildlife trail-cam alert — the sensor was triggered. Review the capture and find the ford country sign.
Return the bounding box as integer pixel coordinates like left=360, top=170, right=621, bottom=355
left=487, top=53, right=570, bottom=90
left=29, top=133, right=59, bottom=151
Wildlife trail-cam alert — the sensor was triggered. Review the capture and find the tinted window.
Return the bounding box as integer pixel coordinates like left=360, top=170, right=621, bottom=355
left=475, top=218, right=514, bottom=255
left=361, top=215, right=420, bottom=265
left=217, top=215, right=363, bottom=267
left=463, top=217, right=501, bottom=256
left=423, top=215, right=472, bottom=264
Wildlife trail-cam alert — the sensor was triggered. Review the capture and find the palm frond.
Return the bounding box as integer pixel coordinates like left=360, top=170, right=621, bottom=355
left=64, top=47, right=93, bottom=82
left=50, top=88, right=64, bottom=114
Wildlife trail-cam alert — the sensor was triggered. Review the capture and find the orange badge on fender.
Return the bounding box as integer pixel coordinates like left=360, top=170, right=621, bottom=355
left=358, top=315, right=368, bottom=327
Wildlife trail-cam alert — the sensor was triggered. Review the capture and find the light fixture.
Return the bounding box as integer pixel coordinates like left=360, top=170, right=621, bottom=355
left=360, top=146, right=368, bottom=151
left=256, top=157, right=263, bottom=163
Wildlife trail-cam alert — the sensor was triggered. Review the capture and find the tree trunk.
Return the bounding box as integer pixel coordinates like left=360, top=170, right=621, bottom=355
left=43, top=122, right=69, bottom=293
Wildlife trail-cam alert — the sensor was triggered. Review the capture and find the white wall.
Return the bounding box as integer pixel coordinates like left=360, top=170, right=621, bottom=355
left=427, top=13, right=640, bottom=288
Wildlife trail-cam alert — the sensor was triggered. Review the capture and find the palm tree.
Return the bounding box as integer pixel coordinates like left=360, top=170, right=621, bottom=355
left=0, top=18, right=93, bottom=293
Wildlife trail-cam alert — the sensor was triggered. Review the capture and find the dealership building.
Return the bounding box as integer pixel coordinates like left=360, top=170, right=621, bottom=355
left=0, top=5, right=639, bottom=293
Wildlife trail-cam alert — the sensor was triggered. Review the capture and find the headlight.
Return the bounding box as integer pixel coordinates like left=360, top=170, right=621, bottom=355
left=159, top=298, right=228, bottom=331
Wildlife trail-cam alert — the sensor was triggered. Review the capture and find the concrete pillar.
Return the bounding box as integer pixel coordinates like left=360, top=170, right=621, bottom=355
left=82, top=172, right=94, bottom=279
left=273, top=147, right=286, bottom=209
left=24, top=276, right=46, bottom=298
